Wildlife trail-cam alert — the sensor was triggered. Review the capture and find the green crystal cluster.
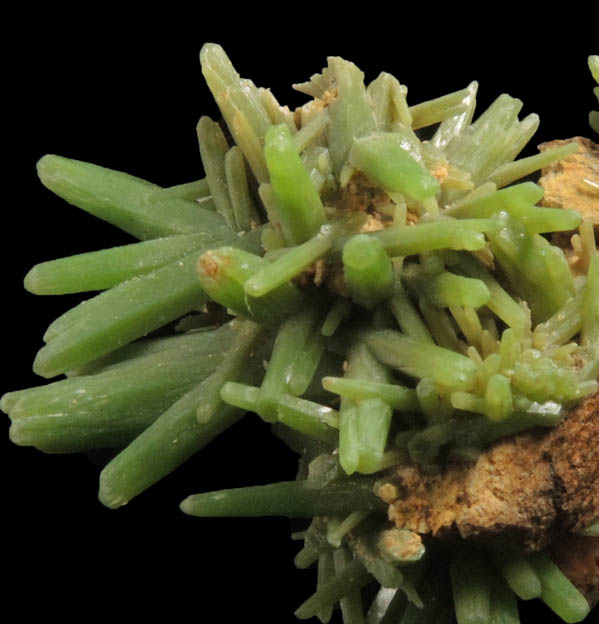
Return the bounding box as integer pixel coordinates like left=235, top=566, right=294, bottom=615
left=4, top=45, right=598, bottom=623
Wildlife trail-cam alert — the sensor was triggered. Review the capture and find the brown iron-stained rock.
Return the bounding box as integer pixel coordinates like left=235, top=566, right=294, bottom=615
left=538, top=137, right=599, bottom=224
left=382, top=392, right=599, bottom=552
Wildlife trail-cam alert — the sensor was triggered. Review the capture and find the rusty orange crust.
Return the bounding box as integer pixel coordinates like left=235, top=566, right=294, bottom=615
left=382, top=392, right=599, bottom=552
left=198, top=252, right=221, bottom=278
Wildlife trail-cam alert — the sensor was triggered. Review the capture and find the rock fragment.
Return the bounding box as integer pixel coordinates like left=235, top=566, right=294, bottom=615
left=539, top=137, right=599, bottom=225
left=382, top=392, right=599, bottom=552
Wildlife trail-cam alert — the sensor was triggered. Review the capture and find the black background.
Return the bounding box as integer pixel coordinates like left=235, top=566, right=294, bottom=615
left=4, top=11, right=596, bottom=623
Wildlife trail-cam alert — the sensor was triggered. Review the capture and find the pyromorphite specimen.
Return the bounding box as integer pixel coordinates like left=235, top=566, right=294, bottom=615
left=4, top=44, right=599, bottom=624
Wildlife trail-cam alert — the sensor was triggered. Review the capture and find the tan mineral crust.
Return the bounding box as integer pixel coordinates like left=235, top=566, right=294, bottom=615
left=381, top=392, right=599, bottom=553
left=338, top=172, right=392, bottom=218
left=539, top=137, right=599, bottom=224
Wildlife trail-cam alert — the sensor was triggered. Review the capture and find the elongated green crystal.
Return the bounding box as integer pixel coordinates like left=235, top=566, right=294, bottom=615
left=295, top=557, right=371, bottom=621
left=450, top=551, right=492, bottom=624
left=389, top=278, right=434, bottom=343
left=327, top=56, right=377, bottom=177
left=220, top=381, right=338, bottom=445
left=529, top=552, right=590, bottom=623
left=492, top=551, right=541, bottom=601
left=98, top=321, right=266, bottom=508
left=418, top=297, right=465, bottom=355
left=180, top=477, right=385, bottom=518
left=350, top=132, right=440, bottom=201
left=6, top=325, right=236, bottom=452
left=244, top=227, right=332, bottom=297
left=409, top=87, right=471, bottom=129
left=338, top=341, right=395, bottom=476
left=454, top=252, right=530, bottom=330
left=224, top=145, right=261, bottom=231
left=343, top=234, right=394, bottom=309
left=257, top=305, right=320, bottom=420
left=484, top=373, right=513, bottom=421
left=489, top=572, right=520, bottom=624
left=264, top=123, right=327, bottom=245
left=432, top=80, right=478, bottom=152
left=146, top=178, right=211, bottom=204
left=196, top=246, right=303, bottom=327
left=322, top=377, right=419, bottom=411
left=197, top=115, right=236, bottom=228
left=200, top=43, right=270, bottom=183
left=446, top=181, right=581, bottom=234
left=365, top=329, right=477, bottom=390
left=287, top=329, right=326, bottom=396
left=37, top=155, right=230, bottom=240
left=403, top=265, right=490, bottom=309
left=34, top=252, right=210, bottom=378
left=487, top=212, right=570, bottom=322
left=366, top=219, right=489, bottom=256
left=488, top=142, right=579, bottom=188
left=24, top=230, right=245, bottom=295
